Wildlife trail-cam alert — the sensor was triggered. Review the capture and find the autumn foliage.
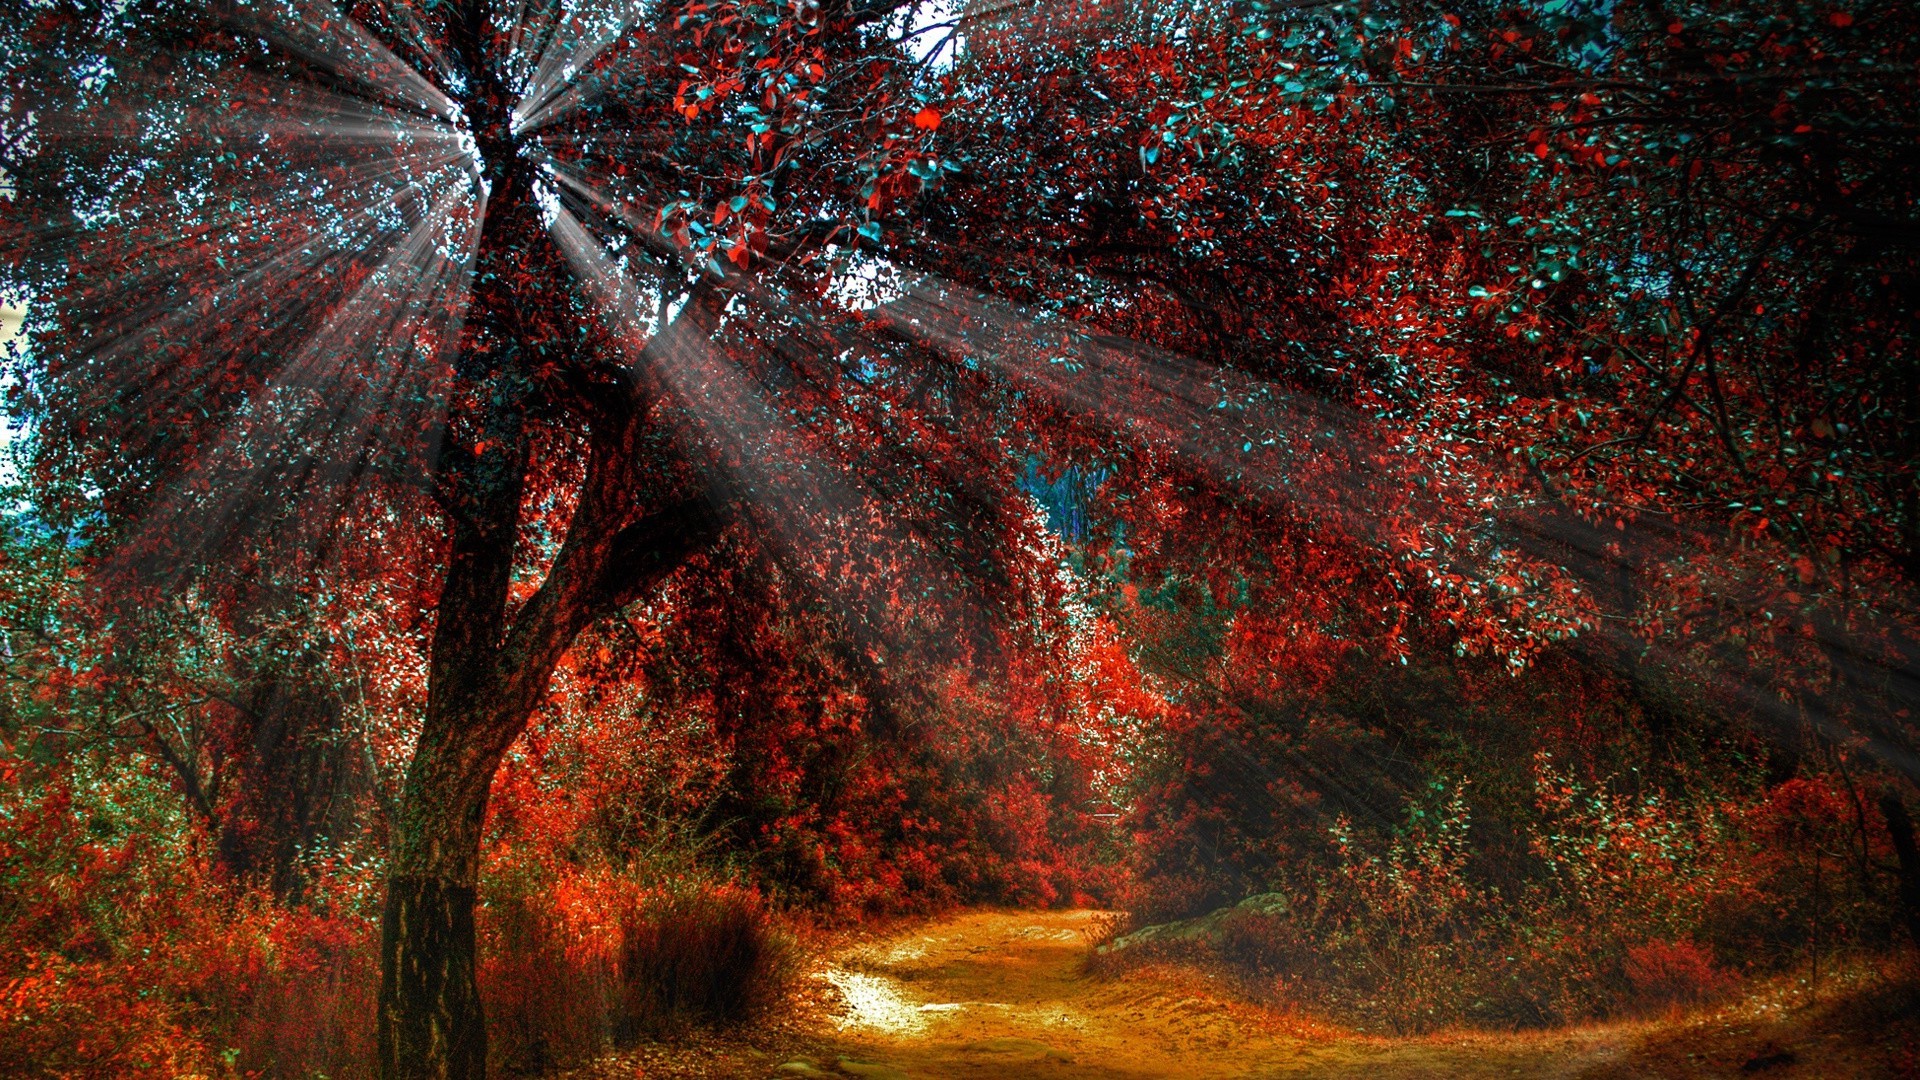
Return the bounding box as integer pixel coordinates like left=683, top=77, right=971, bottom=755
left=1, top=0, right=1918, bottom=1074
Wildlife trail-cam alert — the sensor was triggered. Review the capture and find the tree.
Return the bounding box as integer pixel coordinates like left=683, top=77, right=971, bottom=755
left=846, top=0, right=1919, bottom=941
left=2, top=1, right=970, bottom=1074
left=4, top=0, right=1917, bottom=1073
left=906, top=0, right=1920, bottom=764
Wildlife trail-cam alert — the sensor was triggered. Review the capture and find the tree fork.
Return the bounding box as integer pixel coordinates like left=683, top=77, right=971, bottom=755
left=376, top=183, right=725, bottom=1078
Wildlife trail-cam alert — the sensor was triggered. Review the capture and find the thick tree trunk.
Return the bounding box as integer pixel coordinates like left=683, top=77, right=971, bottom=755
left=380, top=875, right=485, bottom=1078
left=376, top=292, right=527, bottom=1080
left=374, top=11, right=730, bottom=1073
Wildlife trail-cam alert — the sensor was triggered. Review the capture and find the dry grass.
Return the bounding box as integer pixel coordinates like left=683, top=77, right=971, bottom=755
left=614, top=884, right=802, bottom=1041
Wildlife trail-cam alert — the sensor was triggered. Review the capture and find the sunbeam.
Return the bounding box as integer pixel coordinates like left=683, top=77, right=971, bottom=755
left=2, top=1, right=1914, bottom=1075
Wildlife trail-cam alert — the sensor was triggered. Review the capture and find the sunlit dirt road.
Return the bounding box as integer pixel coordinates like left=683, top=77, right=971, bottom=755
left=789, top=908, right=1615, bottom=1079
left=575, top=907, right=1911, bottom=1079
left=775, top=908, right=1909, bottom=1080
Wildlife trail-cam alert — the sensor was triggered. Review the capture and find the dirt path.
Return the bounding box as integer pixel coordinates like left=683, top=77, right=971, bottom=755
left=771, top=908, right=1909, bottom=1080
left=577, top=907, right=1911, bottom=1079
left=785, top=908, right=1623, bottom=1079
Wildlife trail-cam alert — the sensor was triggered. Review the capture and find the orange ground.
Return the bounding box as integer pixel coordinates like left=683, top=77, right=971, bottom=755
left=570, top=908, right=1918, bottom=1080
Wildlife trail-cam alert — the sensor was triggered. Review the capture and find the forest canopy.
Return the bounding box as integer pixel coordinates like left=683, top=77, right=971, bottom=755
left=0, top=0, right=1916, bottom=1077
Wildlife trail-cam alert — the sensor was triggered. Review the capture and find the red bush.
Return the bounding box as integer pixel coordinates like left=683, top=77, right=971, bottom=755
left=0, top=753, right=380, bottom=1079
left=1623, top=938, right=1734, bottom=1011
left=480, top=887, right=617, bottom=1074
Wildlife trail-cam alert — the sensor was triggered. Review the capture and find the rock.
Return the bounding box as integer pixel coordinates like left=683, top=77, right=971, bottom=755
left=836, top=1057, right=912, bottom=1079
left=1097, top=893, right=1291, bottom=956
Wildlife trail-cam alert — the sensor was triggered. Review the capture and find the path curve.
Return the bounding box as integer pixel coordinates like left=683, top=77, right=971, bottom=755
left=789, top=908, right=1629, bottom=1079
left=575, top=907, right=1908, bottom=1079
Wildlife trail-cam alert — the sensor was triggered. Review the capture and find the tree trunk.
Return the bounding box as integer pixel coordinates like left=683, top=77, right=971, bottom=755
left=375, top=467, right=721, bottom=1078
left=373, top=11, right=731, bottom=1072
left=372, top=219, right=722, bottom=1078
left=380, top=874, right=485, bottom=1079
left=1881, top=791, right=1920, bottom=948
left=375, top=198, right=530, bottom=1077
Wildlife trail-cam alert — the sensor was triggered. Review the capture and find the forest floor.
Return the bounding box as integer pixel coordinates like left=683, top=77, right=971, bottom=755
left=566, top=908, right=1919, bottom=1080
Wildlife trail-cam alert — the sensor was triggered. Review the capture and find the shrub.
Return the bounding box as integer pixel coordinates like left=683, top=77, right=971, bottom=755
left=614, top=883, right=799, bottom=1039
left=1622, top=938, right=1734, bottom=1012
left=1111, top=758, right=1899, bottom=1034
left=0, top=950, right=193, bottom=1079
left=0, top=753, right=380, bottom=1079
left=480, top=888, right=617, bottom=1075
left=209, top=903, right=379, bottom=1080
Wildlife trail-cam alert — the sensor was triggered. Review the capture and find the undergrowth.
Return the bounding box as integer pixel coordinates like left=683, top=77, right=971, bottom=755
left=0, top=751, right=803, bottom=1079
left=1100, top=758, right=1904, bottom=1034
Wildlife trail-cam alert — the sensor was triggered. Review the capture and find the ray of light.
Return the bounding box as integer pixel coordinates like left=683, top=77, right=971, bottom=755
left=16, top=31, right=476, bottom=457
left=546, top=189, right=1013, bottom=664
left=227, top=0, right=463, bottom=122
left=126, top=176, right=484, bottom=577
left=45, top=148, right=475, bottom=462
left=878, top=274, right=1920, bottom=778
left=512, top=0, right=652, bottom=135
left=9, top=22, right=484, bottom=576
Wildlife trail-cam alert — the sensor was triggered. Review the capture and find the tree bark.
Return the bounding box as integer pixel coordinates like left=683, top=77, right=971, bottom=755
left=380, top=876, right=485, bottom=1079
